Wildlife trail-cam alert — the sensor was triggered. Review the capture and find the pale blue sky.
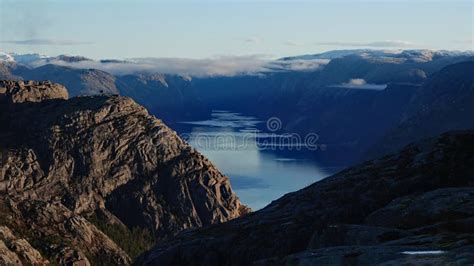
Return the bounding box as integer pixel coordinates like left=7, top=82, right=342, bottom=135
left=1, top=0, right=472, bottom=59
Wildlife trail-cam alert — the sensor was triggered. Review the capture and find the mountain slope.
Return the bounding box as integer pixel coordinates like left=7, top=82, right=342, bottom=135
left=368, top=61, right=474, bottom=158
left=0, top=62, right=21, bottom=80
left=12, top=64, right=119, bottom=96
left=0, top=80, right=248, bottom=264
left=138, top=130, right=474, bottom=265
left=115, top=74, right=209, bottom=121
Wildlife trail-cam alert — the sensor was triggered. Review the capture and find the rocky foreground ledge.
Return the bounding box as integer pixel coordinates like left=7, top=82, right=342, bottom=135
left=138, top=131, right=474, bottom=265
left=0, top=80, right=249, bottom=265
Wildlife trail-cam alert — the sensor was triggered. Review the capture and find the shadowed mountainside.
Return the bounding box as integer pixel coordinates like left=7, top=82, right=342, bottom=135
left=367, top=61, right=474, bottom=158
left=138, top=130, right=474, bottom=265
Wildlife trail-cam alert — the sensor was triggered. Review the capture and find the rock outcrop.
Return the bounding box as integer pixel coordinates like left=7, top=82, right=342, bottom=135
left=0, top=80, right=248, bottom=264
left=0, top=225, right=48, bottom=265
left=0, top=80, right=68, bottom=104
left=137, top=130, right=474, bottom=265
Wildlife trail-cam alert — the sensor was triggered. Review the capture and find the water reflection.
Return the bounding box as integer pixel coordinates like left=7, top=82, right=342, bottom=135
left=173, top=111, right=331, bottom=210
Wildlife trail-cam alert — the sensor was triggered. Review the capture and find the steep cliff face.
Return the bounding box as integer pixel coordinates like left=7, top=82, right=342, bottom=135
left=138, top=131, right=474, bottom=265
left=0, top=80, right=248, bottom=264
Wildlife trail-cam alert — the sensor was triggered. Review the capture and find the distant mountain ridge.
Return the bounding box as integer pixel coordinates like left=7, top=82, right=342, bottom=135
left=0, top=52, right=91, bottom=65
left=279, top=49, right=474, bottom=62
left=13, top=64, right=119, bottom=96
left=2, top=49, right=472, bottom=75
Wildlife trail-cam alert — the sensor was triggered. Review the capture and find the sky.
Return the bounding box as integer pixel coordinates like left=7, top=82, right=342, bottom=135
left=0, top=0, right=473, bottom=60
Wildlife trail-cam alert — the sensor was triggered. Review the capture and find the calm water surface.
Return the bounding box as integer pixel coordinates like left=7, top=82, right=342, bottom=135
left=171, top=110, right=334, bottom=210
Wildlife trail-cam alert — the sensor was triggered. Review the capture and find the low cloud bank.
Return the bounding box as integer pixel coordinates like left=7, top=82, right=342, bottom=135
left=333, top=78, right=387, bottom=90
left=266, top=59, right=329, bottom=72
left=25, top=55, right=329, bottom=77
left=2, top=39, right=92, bottom=46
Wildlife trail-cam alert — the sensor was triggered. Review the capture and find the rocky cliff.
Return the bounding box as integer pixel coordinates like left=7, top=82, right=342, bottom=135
left=138, top=130, right=474, bottom=265
left=0, top=80, right=248, bottom=265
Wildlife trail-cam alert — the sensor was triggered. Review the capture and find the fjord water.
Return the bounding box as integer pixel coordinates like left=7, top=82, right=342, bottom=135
left=171, top=110, right=333, bottom=210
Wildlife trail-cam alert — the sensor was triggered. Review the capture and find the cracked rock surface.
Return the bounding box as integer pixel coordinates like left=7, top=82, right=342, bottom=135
left=0, top=80, right=248, bottom=265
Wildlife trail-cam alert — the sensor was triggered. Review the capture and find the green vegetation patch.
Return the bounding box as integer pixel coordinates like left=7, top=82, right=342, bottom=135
left=88, top=212, right=155, bottom=260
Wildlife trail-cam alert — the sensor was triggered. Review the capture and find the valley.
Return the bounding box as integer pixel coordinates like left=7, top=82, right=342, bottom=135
left=172, top=110, right=333, bottom=210
left=1, top=0, right=473, bottom=264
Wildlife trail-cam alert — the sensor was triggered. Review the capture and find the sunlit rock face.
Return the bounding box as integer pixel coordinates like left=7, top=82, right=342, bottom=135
left=0, top=80, right=248, bottom=264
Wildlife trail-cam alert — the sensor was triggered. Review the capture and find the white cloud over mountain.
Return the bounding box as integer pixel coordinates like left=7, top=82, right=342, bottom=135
left=283, top=41, right=306, bottom=47
left=2, top=39, right=92, bottom=46
left=333, top=78, right=387, bottom=90
left=7, top=53, right=328, bottom=76
left=244, top=37, right=263, bottom=44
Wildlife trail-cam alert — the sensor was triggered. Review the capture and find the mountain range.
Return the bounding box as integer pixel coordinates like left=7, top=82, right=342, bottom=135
left=3, top=49, right=472, bottom=166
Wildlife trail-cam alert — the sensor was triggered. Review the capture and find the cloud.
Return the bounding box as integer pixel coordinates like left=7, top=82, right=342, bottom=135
left=27, top=55, right=271, bottom=76
left=345, top=78, right=366, bottom=86
left=267, top=59, right=329, bottom=71
left=2, top=39, right=92, bottom=46
left=244, top=37, right=263, bottom=44
left=332, top=78, right=387, bottom=90
left=283, top=41, right=305, bottom=47
left=316, top=40, right=420, bottom=48
left=23, top=54, right=329, bottom=77
left=451, top=39, right=473, bottom=44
